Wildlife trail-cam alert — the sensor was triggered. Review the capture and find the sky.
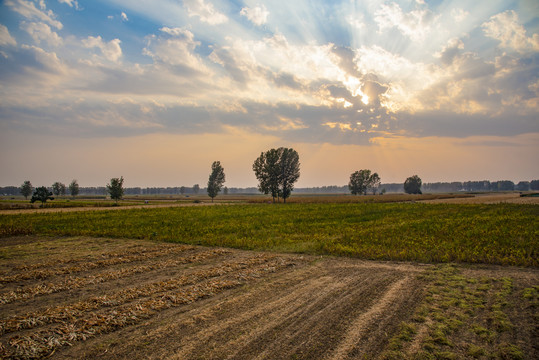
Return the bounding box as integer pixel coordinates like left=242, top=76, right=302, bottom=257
left=0, top=0, right=538, bottom=188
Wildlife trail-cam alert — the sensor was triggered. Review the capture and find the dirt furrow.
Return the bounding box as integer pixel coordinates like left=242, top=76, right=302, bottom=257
left=243, top=272, right=404, bottom=360
left=0, top=249, right=229, bottom=305
left=170, top=271, right=341, bottom=359
left=327, top=275, right=411, bottom=359
left=0, top=254, right=280, bottom=335
left=0, top=256, right=297, bottom=359
left=0, top=244, right=194, bottom=283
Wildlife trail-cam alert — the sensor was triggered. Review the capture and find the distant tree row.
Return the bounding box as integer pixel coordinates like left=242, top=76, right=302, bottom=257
left=6, top=153, right=539, bottom=203
left=18, top=180, right=79, bottom=201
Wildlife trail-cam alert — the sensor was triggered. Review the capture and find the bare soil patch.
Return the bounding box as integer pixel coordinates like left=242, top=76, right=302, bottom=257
left=419, top=192, right=539, bottom=204
left=0, top=236, right=536, bottom=359
left=0, top=202, right=220, bottom=215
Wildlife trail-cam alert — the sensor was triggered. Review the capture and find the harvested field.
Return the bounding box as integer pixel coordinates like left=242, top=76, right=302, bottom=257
left=0, top=236, right=537, bottom=359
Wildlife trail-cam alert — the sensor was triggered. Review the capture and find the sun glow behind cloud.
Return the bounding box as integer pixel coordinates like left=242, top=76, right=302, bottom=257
left=0, top=0, right=538, bottom=186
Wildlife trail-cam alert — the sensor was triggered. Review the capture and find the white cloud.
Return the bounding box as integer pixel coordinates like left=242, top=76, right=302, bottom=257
left=21, top=22, right=63, bottom=47
left=374, top=2, right=437, bottom=42
left=183, top=0, right=227, bottom=25
left=5, top=0, right=63, bottom=30
left=20, top=44, right=66, bottom=75
left=58, top=0, right=79, bottom=9
left=82, top=36, right=122, bottom=63
left=143, top=27, right=210, bottom=74
left=346, top=13, right=365, bottom=30
left=482, top=10, right=539, bottom=53
left=121, top=12, right=128, bottom=21
left=451, top=8, right=469, bottom=23
left=240, top=5, right=269, bottom=26
left=322, top=121, right=352, bottom=132
left=0, top=25, right=17, bottom=46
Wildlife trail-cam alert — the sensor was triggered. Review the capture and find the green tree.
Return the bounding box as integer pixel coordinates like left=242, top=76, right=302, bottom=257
left=52, top=182, right=66, bottom=197
left=20, top=180, right=33, bottom=200
left=253, top=147, right=300, bottom=203
left=369, top=172, right=381, bottom=194
left=279, top=148, right=300, bottom=203
left=31, top=186, right=54, bottom=207
left=207, top=161, right=225, bottom=202
left=253, top=148, right=282, bottom=202
left=404, top=175, right=422, bottom=194
left=107, top=176, right=124, bottom=203
left=69, top=179, right=79, bottom=198
left=349, top=169, right=372, bottom=195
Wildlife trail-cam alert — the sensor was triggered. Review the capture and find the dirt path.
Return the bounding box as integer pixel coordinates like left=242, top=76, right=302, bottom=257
left=0, top=236, right=536, bottom=359
left=419, top=192, right=539, bottom=204
left=0, top=201, right=222, bottom=215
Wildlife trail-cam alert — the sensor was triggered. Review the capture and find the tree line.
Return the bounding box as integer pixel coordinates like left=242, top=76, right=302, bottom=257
left=6, top=147, right=539, bottom=203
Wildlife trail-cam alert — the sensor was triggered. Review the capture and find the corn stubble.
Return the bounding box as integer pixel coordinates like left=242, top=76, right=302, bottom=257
left=0, top=241, right=298, bottom=359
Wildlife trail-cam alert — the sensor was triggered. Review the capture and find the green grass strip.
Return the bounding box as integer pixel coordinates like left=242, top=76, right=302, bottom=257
left=1, top=203, right=537, bottom=266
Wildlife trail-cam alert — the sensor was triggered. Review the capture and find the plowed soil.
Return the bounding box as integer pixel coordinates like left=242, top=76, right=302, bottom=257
left=0, top=236, right=537, bottom=359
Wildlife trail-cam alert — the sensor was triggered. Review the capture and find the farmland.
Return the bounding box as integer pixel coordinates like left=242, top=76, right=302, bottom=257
left=0, top=201, right=537, bottom=266
left=0, top=197, right=538, bottom=359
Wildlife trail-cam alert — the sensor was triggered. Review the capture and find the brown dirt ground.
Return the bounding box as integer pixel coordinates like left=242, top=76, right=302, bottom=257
left=419, top=192, right=539, bottom=204
left=0, top=236, right=537, bottom=359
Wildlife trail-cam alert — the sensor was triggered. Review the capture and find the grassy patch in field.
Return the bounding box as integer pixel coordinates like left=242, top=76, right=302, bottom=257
left=381, top=265, right=534, bottom=359
left=0, top=203, right=537, bottom=266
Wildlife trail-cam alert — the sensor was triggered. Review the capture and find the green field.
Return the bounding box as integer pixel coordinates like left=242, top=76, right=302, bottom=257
left=1, top=202, right=537, bottom=266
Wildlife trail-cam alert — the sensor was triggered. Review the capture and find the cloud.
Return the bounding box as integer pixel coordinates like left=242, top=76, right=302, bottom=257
left=0, top=44, right=66, bottom=91
left=121, top=12, right=128, bottom=21
left=240, top=5, right=269, bottom=26
left=183, top=0, right=227, bottom=25
left=451, top=8, right=468, bottom=23
left=435, top=38, right=464, bottom=65
left=21, top=21, right=63, bottom=47
left=5, top=0, right=63, bottom=30
left=1, top=0, right=538, bottom=149
left=58, top=0, right=79, bottom=10
left=482, top=10, right=539, bottom=53
left=82, top=36, right=122, bottom=63
left=143, top=27, right=211, bottom=75
left=374, top=2, right=438, bottom=42
left=0, top=25, right=17, bottom=46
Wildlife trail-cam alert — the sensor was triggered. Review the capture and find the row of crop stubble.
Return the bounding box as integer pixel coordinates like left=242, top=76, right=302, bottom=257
left=0, top=203, right=537, bottom=266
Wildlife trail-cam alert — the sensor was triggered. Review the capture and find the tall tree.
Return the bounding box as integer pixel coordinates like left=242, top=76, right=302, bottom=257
left=107, top=176, right=124, bottom=203
left=207, top=161, right=225, bottom=202
left=253, top=148, right=282, bottom=202
left=253, top=147, right=300, bottom=203
left=404, top=175, right=422, bottom=194
left=52, top=182, right=66, bottom=197
left=31, top=186, right=54, bottom=207
left=20, top=180, right=33, bottom=200
left=369, top=172, right=381, bottom=194
left=278, top=148, right=300, bottom=203
left=349, top=169, right=372, bottom=195
left=193, top=184, right=200, bottom=194
left=69, top=179, right=79, bottom=198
